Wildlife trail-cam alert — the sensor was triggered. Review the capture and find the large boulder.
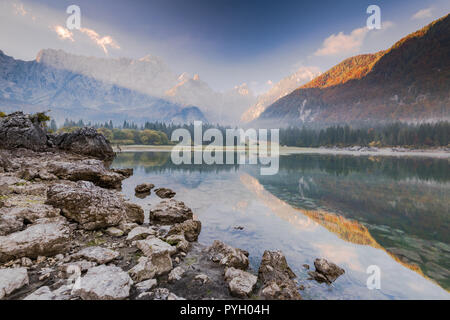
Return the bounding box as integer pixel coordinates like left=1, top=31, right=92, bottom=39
left=0, top=267, right=29, bottom=299
left=46, top=181, right=144, bottom=230
left=0, top=221, right=70, bottom=263
left=47, top=159, right=125, bottom=189
left=150, top=199, right=193, bottom=225
left=0, top=112, right=49, bottom=152
left=53, top=127, right=115, bottom=160
left=207, top=240, right=249, bottom=270
left=72, top=265, right=133, bottom=300
left=258, top=250, right=301, bottom=300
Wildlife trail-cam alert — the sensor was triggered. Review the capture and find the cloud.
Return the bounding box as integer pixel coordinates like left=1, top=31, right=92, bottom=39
left=412, top=8, right=433, bottom=20
left=50, top=24, right=120, bottom=54
left=79, top=28, right=120, bottom=54
left=53, top=25, right=74, bottom=42
left=314, top=27, right=368, bottom=56
left=12, top=1, right=36, bottom=20
left=13, top=2, right=27, bottom=16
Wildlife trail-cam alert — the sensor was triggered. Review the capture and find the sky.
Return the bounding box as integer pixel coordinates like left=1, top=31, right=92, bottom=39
left=1, top=0, right=449, bottom=94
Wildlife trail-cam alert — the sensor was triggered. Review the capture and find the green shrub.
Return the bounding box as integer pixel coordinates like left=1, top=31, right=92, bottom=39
left=0, top=111, right=6, bottom=118
left=30, top=111, right=51, bottom=125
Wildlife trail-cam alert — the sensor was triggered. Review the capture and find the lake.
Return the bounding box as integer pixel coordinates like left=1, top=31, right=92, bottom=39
left=112, top=151, right=450, bottom=300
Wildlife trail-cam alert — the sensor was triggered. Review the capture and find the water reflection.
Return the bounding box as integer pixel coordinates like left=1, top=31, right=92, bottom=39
left=113, top=151, right=450, bottom=298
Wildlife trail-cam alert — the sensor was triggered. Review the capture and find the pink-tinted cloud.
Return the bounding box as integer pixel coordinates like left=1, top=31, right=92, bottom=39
left=53, top=25, right=74, bottom=42
left=80, top=28, right=120, bottom=54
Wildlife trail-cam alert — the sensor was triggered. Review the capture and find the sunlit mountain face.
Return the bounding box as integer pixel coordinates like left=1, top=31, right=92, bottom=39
left=255, top=14, right=450, bottom=127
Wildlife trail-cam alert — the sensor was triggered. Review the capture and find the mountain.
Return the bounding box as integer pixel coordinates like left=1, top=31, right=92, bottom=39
left=241, top=67, right=321, bottom=123
left=32, top=49, right=256, bottom=124
left=256, top=14, right=450, bottom=127
left=166, top=73, right=256, bottom=124
left=0, top=49, right=207, bottom=124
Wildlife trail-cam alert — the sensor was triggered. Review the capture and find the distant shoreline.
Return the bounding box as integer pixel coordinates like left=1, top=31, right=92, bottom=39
left=113, top=145, right=450, bottom=159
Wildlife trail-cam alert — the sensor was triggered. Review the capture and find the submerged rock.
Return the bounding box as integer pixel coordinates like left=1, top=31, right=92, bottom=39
left=135, top=183, right=155, bottom=194
left=258, top=250, right=301, bottom=300
left=46, top=181, right=143, bottom=230
left=0, top=267, right=29, bottom=299
left=224, top=267, right=257, bottom=298
left=154, top=188, right=176, bottom=199
left=308, top=258, right=345, bottom=284
left=0, top=221, right=70, bottom=263
left=72, top=265, right=133, bottom=300
left=150, top=199, right=193, bottom=224
left=53, top=127, right=115, bottom=161
left=207, top=240, right=249, bottom=270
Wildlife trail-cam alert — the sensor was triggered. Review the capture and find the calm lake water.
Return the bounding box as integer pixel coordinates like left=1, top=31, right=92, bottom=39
left=112, top=151, right=450, bottom=300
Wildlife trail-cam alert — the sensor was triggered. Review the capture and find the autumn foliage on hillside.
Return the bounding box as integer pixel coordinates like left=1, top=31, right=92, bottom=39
left=260, top=14, right=450, bottom=125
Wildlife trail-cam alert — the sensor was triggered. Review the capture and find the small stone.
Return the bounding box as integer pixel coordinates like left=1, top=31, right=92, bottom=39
left=0, top=267, right=29, bottom=299
left=194, top=274, right=210, bottom=284
left=135, top=183, right=155, bottom=194
left=207, top=240, right=249, bottom=270
left=21, top=257, right=33, bottom=267
left=73, top=246, right=120, bottom=264
left=105, top=227, right=124, bottom=237
left=135, top=279, right=157, bottom=293
left=128, top=257, right=156, bottom=282
left=55, top=254, right=64, bottom=261
left=126, top=226, right=156, bottom=242
left=312, top=258, right=345, bottom=283
left=72, top=265, right=133, bottom=300
left=168, top=266, right=185, bottom=282
left=24, top=286, right=55, bottom=300
left=224, top=267, right=257, bottom=298
left=37, top=256, right=46, bottom=264
left=154, top=188, right=176, bottom=199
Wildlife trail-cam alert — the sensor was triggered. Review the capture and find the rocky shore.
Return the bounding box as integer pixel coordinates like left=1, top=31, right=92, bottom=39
left=0, top=112, right=344, bottom=300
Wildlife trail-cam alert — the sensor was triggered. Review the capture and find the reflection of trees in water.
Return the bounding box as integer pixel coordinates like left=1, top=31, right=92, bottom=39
left=247, top=155, right=450, bottom=290
left=113, top=151, right=240, bottom=174
left=279, top=154, right=450, bottom=183
left=113, top=151, right=240, bottom=189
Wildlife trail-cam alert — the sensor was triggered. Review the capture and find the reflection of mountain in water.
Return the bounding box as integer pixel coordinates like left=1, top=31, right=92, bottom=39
left=113, top=151, right=240, bottom=188
left=239, top=173, right=437, bottom=284
left=245, top=154, right=450, bottom=290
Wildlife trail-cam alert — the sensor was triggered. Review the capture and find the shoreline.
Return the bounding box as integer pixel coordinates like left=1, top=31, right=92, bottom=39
left=113, top=145, right=450, bottom=159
